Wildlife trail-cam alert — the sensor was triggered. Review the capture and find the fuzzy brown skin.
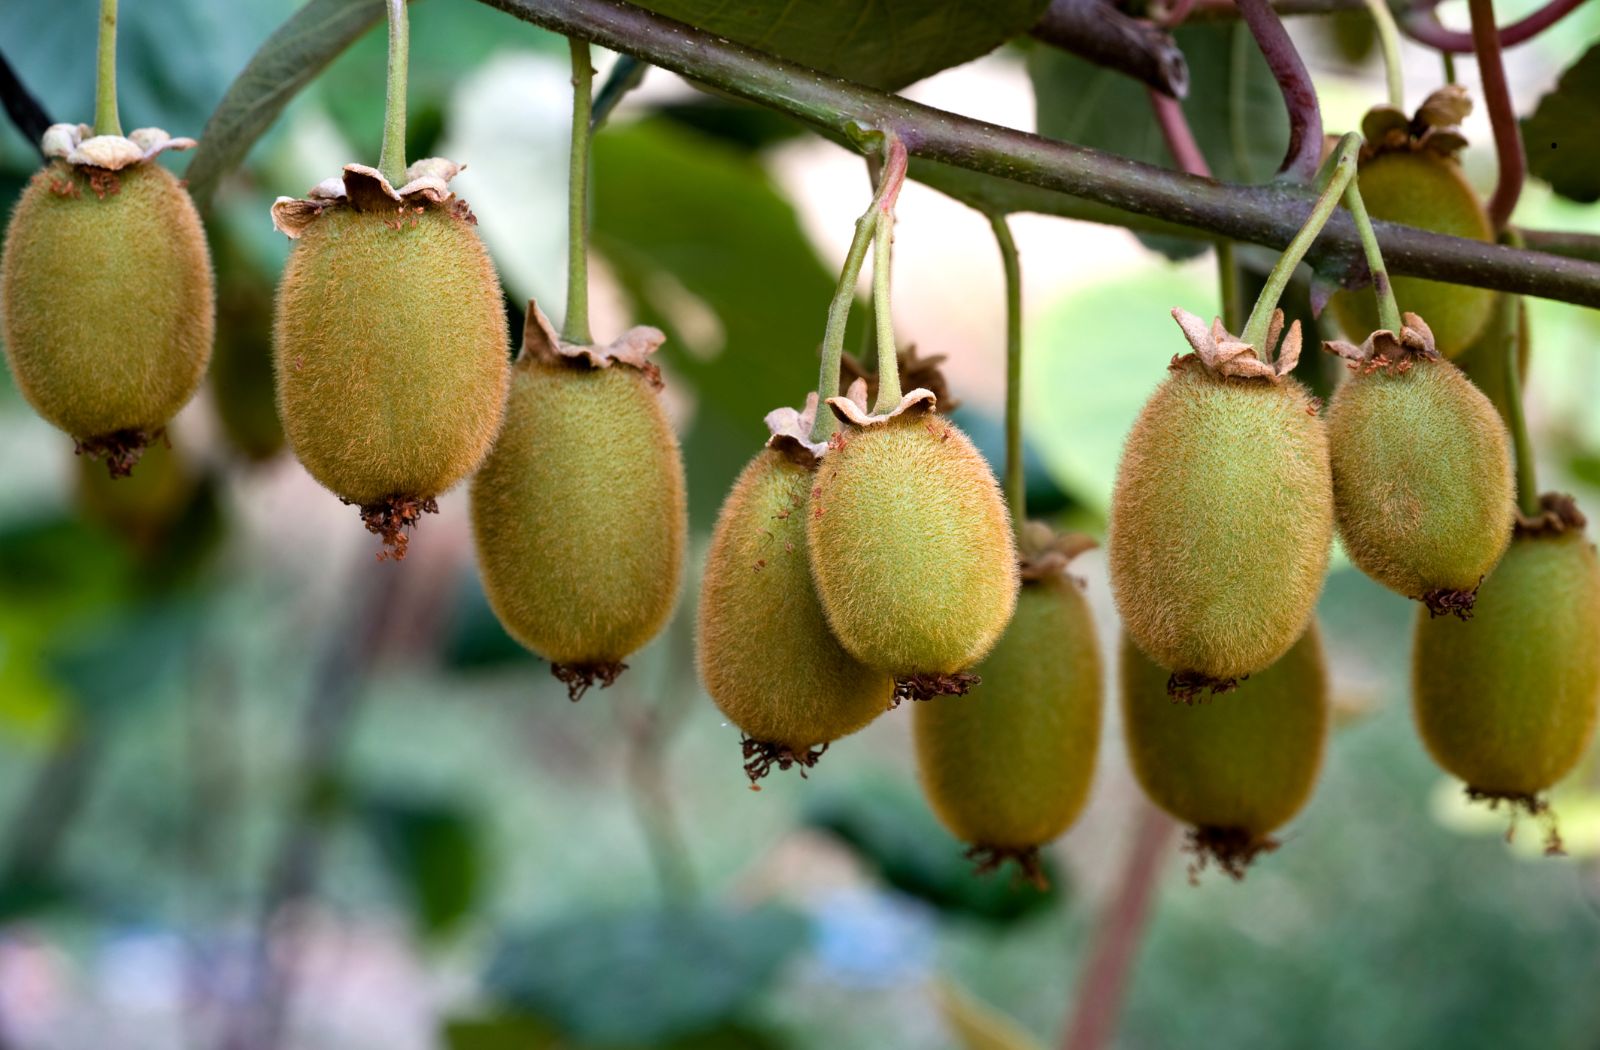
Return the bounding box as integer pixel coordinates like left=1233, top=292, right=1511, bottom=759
left=1121, top=625, right=1329, bottom=875
left=697, top=449, right=893, bottom=773
left=1109, top=364, right=1332, bottom=684
left=470, top=357, right=686, bottom=671
left=1413, top=531, right=1600, bottom=798
left=913, top=574, right=1102, bottom=853
left=1327, top=358, right=1513, bottom=609
left=807, top=413, right=1018, bottom=677
left=1328, top=152, right=1495, bottom=358
left=274, top=206, right=509, bottom=507
left=2, top=162, right=213, bottom=449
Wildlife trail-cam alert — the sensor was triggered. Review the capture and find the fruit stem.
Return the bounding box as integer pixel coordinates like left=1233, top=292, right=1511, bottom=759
left=1341, top=175, right=1403, bottom=334
left=1240, top=132, right=1360, bottom=357
left=1496, top=230, right=1541, bottom=517
left=868, top=136, right=909, bottom=415
left=1362, top=0, right=1404, bottom=110
left=1218, top=240, right=1243, bottom=332
left=989, top=213, right=1026, bottom=536
left=564, top=37, right=595, bottom=346
left=1468, top=0, right=1526, bottom=232
left=808, top=134, right=906, bottom=444
left=1441, top=51, right=1457, bottom=84
left=93, top=0, right=121, bottom=138
left=376, top=0, right=409, bottom=188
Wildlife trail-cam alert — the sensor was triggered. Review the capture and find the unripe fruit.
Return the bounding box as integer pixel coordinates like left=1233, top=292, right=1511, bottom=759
left=698, top=438, right=893, bottom=782
left=76, top=436, right=195, bottom=549
left=1121, top=623, right=1329, bottom=880
left=806, top=390, right=1018, bottom=699
left=1109, top=311, right=1332, bottom=696
left=210, top=238, right=284, bottom=462
left=914, top=532, right=1102, bottom=883
left=470, top=305, right=686, bottom=699
left=1412, top=496, right=1600, bottom=850
left=1329, top=90, right=1495, bottom=358
left=1325, top=314, right=1514, bottom=614
left=2, top=127, right=213, bottom=477
left=272, top=162, right=509, bottom=558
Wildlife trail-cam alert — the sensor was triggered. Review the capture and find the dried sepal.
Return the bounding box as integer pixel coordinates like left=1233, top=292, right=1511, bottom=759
left=825, top=378, right=938, bottom=428
left=841, top=343, right=961, bottom=412
left=520, top=300, right=666, bottom=389
left=1018, top=521, right=1096, bottom=583
left=763, top=392, right=829, bottom=464
left=1515, top=492, right=1587, bottom=539
left=1359, top=85, right=1472, bottom=163
left=1170, top=307, right=1302, bottom=382
left=1322, top=311, right=1440, bottom=374
left=40, top=123, right=196, bottom=171
left=270, top=158, right=469, bottom=238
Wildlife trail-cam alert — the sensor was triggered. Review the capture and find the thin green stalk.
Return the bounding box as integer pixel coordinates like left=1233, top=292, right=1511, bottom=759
left=1217, top=240, right=1243, bottom=333
left=1362, top=0, right=1404, bottom=110
left=1442, top=51, right=1457, bottom=84
left=1500, top=296, right=1539, bottom=516
left=870, top=213, right=902, bottom=413
left=376, top=0, right=409, bottom=187
left=990, top=214, right=1025, bottom=537
left=564, top=37, right=595, bottom=346
left=1240, top=132, right=1360, bottom=355
left=93, top=0, right=120, bottom=137
left=1342, top=176, right=1402, bottom=333
left=808, top=207, right=879, bottom=444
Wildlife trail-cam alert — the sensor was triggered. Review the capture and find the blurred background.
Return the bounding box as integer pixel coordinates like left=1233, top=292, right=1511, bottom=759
left=2, top=0, right=1600, bottom=1047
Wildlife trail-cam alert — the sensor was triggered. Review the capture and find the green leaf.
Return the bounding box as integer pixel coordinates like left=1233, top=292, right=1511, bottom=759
left=185, top=0, right=386, bottom=207
left=442, top=1014, right=561, bottom=1050
left=485, top=905, right=806, bottom=1045
left=362, top=792, right=483, bottom=941
left=630, top=0, right=1050, bottom=90
left=1522, top=43, right=1600, bottom=204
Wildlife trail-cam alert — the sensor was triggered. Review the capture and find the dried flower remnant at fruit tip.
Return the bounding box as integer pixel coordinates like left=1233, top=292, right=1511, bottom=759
left=763, top=391, right=829, bottom=465
left=552, top=661, right=627, bottom=702
left=270, top=158, right=471, bottom=238
left=840, top=342, right=961, bottom=413
left=1185, top=826, right=1280, bottom=883
left=892, top=671, right=982, bottom=707
left=1170, top=307, right=1303, bottom=381
left=825, top=378, right=939, bottom=429
left=741, top=737, right=829, bottom=787
left=1465, top=787, right=1565, bottom=856
left=1514, top=492, right=1586, bottom=539
left=75, top=427, right=166, bottom=479
left=1358, top=84, right=1472, bottom=162
left=520, top=299, right=665, bottom=390
left=41, top=122, right=195, bottom=173
left=1323, top=311, right=1440, bottom=374
left=351, top=494, right=437, bottom=563
left=1018, top=521, right=1096, bottom=584
left=965, top=845, right=1049, bottom=890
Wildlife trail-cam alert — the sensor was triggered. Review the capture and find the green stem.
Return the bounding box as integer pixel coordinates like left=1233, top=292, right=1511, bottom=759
left=93, top=0, right=120, bottom=137
left=376, top=0, right=409, bottom=187
left=870, top=211, right=902, bottom=413
left=808, top=208, right=879, bottom=444
left=564, top=37, right=595, bottom=346
left=1442, top=51, right=1457, bottom=84
left=990, top=214, right=1025, bottom=537
left=1362, top=0, right=1405, bottom=110
left=1240, top=132, right=1360, bottom=355
left=1217, top=240, right=1243, bottom=333
left=1500, top=297, right=1539, bottom=516
left=1342, top=175, right=1402, bottom=333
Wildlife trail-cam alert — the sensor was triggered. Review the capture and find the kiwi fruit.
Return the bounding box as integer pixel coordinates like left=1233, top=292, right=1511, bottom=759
left=2, top=157, right=213, bottom=476
left=274, top=168, right=509, bottom=558
left=698, top=445, right=893, bottom=781
left=1109, top=338, right=1332, bottom=696
left=913, top=537, right=1102, bottom=884
left=210, top=235, right=284, bottom=462
left=1121, top=623, right=1329, bottom=880
left=1412, top=496, right=1600, bottom=850
left=806, top=398, right=1018, bottom=700
left=1325, top=318, right=1514, bottom=614
left=469, top=307, right=686, bottom=699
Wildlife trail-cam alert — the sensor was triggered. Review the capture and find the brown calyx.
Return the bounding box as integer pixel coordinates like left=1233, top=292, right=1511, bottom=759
left=354, top=495, right=439, bottom=562
left=1514, top=492, right=1586, bottom=539
left=1357, top=85, right=1471, bottom=163
left=740, top=737, right=829, bottom=787
left=964, top=845, right=1050, bottom=890
left=1463, top=786, right=1565, bottom=856
left=891, top=672, right=981, bottom=708
left=1166, top=671, right=1240, bottom=704
left=1324, top=312, right=1440, bottom=375
left=75, top=427, right=162, bottom=479
left=1170, top=307, right=1302, bottom=383
left=762, top=392, right=828, bottom=467
left=1019, top=523, right=1096, bottom=583
left=840, top=343, right=961, bottom=412
left=519, top=299, right=665, bottom=389
left=1420, top=582, right=1481, bottom=620
left=1184, top=826, right=1279, bottom=883
left=551, top=661, right=627, bottom=702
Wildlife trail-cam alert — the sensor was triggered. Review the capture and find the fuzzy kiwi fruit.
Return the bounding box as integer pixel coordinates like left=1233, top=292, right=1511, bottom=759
left=1412, top=499, right=1600, bottom=846
left=469, top=312, right=686, bottom=699
left=1326, top=327, right=1514, bottom=614
left=2, top=160, right=213, bottom=474
left=806, top=402, right=1018, bottom=696
left=698, top=446, right=893, bottom=781
left=1121, top=623, right=1329, bottom=880
left=1109, top=354, right=1332, bottom=694
left=913, top=546, right=1101, bottom=883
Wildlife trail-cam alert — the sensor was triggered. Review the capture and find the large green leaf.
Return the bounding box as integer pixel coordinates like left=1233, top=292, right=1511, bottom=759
left=632, top=0, right=1050, bottom=90
left=1522, top=43, right=1600, bottom=204
left=361, top=791, right=484, bottom=941
left=185, top=0, right=386, bottom=206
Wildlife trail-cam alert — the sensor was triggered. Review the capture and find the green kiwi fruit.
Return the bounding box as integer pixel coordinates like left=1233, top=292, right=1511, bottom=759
left=698, top=447, right=893, bottom=781
left=275, top=199, right=509, bottom=555
left=1328, top=151, right=1495, bottom=358
left=913, top=551, right=1101, bottom=883
left=469, top=327, right=686, bottom=699
left=1326, top=352, right=1513, bottom=613
left=1121, top=623, right=1329, bottom=880
left=210, top=237, right=284, bottom=462
left=1412, top=501, right=1600, bottom=848
left=806, top=408, right=1018, bottom=697
left=1109, top=359, right=1332, bottom=694
left=2, top=160, right=213, bottom=474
